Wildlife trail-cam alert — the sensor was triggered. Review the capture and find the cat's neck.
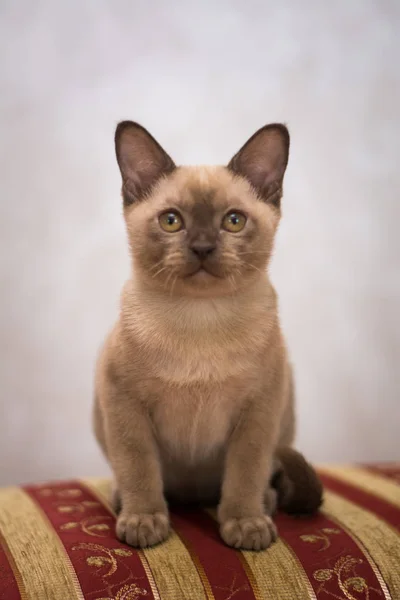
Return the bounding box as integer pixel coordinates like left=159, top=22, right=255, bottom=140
left=121, top=273, right=277, bottom=339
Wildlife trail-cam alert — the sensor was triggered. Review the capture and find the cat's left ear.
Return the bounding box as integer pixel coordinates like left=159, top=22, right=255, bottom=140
left=115, top=121, right=176, bottom=206
left=228, top=124, right=289, bottom=207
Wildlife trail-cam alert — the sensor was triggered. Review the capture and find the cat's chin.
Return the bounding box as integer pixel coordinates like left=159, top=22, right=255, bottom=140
left=179, top=271, right=242, bottom=299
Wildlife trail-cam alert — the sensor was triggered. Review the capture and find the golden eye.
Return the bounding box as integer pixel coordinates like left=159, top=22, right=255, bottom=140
left=222, top=211, right=247, bottom=233
left=159, top=211, right=184, bottom=233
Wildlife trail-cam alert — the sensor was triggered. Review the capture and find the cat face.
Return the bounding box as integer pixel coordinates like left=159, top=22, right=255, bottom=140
left=115, top=122, right=289, bottom=298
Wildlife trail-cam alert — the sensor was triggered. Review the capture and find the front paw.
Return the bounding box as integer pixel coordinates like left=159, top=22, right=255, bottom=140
left=220, top=515, right=278, bottom=551
left=116, top=511, right=170, bottom=548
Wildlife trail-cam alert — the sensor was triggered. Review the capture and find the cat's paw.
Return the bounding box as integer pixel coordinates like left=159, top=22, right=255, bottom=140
left=220, top=515, right=278, bottom=551
left=116, top=511, right=170, bottom=548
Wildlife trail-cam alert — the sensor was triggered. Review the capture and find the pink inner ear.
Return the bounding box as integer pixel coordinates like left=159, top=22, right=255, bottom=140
left=115, top=122, right=175, bottom=202
left=249, top=162, right=276, bottom=189
left=229, top=125, right=289, bottom=195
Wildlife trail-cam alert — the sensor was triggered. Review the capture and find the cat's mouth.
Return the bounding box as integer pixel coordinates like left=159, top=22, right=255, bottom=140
left=185, top=266, right=221, bottom=279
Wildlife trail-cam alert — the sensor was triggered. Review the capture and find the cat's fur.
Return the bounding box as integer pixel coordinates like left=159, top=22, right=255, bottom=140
left=93, top=121, right=322, bottom=551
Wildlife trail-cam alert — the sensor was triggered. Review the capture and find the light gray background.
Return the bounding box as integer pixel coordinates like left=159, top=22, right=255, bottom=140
left=1, top=1, right=399, bottom=486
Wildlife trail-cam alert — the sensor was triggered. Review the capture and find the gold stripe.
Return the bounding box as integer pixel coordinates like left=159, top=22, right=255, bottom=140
left=237, top=552, right=264, bottom=600
left=322, top=508, right=392, bottom=600
left=172, top=528, right=215, bottom=600
left=0, top=487, right=84, bottom=600
left=320, top=465, right=400, bottom=508
left=0, top=529, right=28, bottom=600
left=137, top=550, right=162, bottom=600
left=242, top=540, right=317, bottom=600
left=82, top=478, right=208, bottom=600
left=324, top=489, right=400, bottom=598
left=145, top=530, right=210, bottom=600
left=206, top=508, right=315, bottom=600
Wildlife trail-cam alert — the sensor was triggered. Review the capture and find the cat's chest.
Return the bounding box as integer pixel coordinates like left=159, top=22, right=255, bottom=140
left=151, top=337, right=258, bottom=385
left=151, top=384, right=238, bottom=463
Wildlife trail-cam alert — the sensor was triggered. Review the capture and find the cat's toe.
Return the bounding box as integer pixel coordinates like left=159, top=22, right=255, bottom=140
left=220, top=515, right=277, bottom=551
left=116, top=511, right=170, bottom=548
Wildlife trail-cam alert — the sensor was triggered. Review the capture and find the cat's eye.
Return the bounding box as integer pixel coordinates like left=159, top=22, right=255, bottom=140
left=159, top=211, right=184, bottom=233
left=222, top=211, right=247, bottom=233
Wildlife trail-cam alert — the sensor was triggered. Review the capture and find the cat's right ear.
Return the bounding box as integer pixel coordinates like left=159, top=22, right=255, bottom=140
left=115, top=121, right=176, bottom=206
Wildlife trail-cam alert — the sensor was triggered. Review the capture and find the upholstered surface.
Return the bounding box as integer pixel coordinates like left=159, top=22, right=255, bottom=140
left=0, top=465, right=399, bottom=600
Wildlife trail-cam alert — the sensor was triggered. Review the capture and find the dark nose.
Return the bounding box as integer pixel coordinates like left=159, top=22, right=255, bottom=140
left=190, top=241, right=216, bottom=260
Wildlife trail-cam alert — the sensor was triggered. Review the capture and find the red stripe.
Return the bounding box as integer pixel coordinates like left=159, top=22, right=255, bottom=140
left=24, top=481, right=155, bottom=600
left=171, top=509, right=256, bottom=600
left=275, top=510, right=385, bottom=599
left=0, top=537, right=21, bottom=600
left=363, top=464, right=400, bottom=484
left=320, top=473, right=400, bottom=531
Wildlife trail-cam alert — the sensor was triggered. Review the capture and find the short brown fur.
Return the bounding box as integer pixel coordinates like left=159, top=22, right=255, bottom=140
left=94, top=121, right=322, bottom=551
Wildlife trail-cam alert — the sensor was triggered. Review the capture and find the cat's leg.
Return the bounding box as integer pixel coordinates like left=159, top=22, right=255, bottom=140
left=218, top=398, right=279, bottom=551
left=264, top=486, right=278, bottom=516
left=110, top=482, right=122, bottom=515
left=93, top=394, right=130, bottom=519
left=93, top=397, right=124, bottom=515
left=100, top=378, right=170, bottom=548
left=93, top=395, right=108, bottom=457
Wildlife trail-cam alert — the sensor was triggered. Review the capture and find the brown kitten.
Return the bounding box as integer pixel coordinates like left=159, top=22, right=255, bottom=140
left=93, top=121, right=322, bottom=551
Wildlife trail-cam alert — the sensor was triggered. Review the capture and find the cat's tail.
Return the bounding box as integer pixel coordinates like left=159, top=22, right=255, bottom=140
left=272, top=446, right=323, bottom=516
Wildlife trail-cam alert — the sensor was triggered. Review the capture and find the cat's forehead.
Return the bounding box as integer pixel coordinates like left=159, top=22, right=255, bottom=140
left=153, top=165, right=258, bottom=213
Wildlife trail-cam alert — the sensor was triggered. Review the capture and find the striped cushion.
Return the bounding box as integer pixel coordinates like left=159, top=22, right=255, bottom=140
left=0, top=465, right=399, bottom=600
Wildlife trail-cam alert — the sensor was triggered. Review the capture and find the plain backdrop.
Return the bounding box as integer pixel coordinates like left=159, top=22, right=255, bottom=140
left=0, top=1, right=399, bottom=486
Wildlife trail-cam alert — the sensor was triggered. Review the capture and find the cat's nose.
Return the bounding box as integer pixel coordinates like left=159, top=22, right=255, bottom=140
left=190, top=241, right=216, bottom=260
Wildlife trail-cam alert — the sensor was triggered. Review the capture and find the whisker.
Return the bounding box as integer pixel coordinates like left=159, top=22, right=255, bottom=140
left=165, top=252, right=182, bottom=263
left=152, top=266, right=168, bottom=278
left=149, top=259, right=165, bottom=273
left=246, top=263, right=264, bottom=274
left=149, top=252, right=183, bottom=274
left=232, top=256, right=265, bottom=275
left=228, top=274, right=238, bottom=297
left=164, top=269, right=175, bottom=291
left=169, top=274, right=178, bottom=297
left=221, top=252, right=237, bottom=260
left=236, top=250, right=269, bottom=256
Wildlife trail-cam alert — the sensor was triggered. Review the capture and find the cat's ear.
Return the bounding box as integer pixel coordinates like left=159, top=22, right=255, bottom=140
left=115, top=121, right=176, bottom=205
left=228, top=124, right=290, bottom=207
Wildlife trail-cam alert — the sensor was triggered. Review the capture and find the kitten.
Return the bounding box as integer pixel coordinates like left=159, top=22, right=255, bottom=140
left=93, top=121, right=322, bottom=551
